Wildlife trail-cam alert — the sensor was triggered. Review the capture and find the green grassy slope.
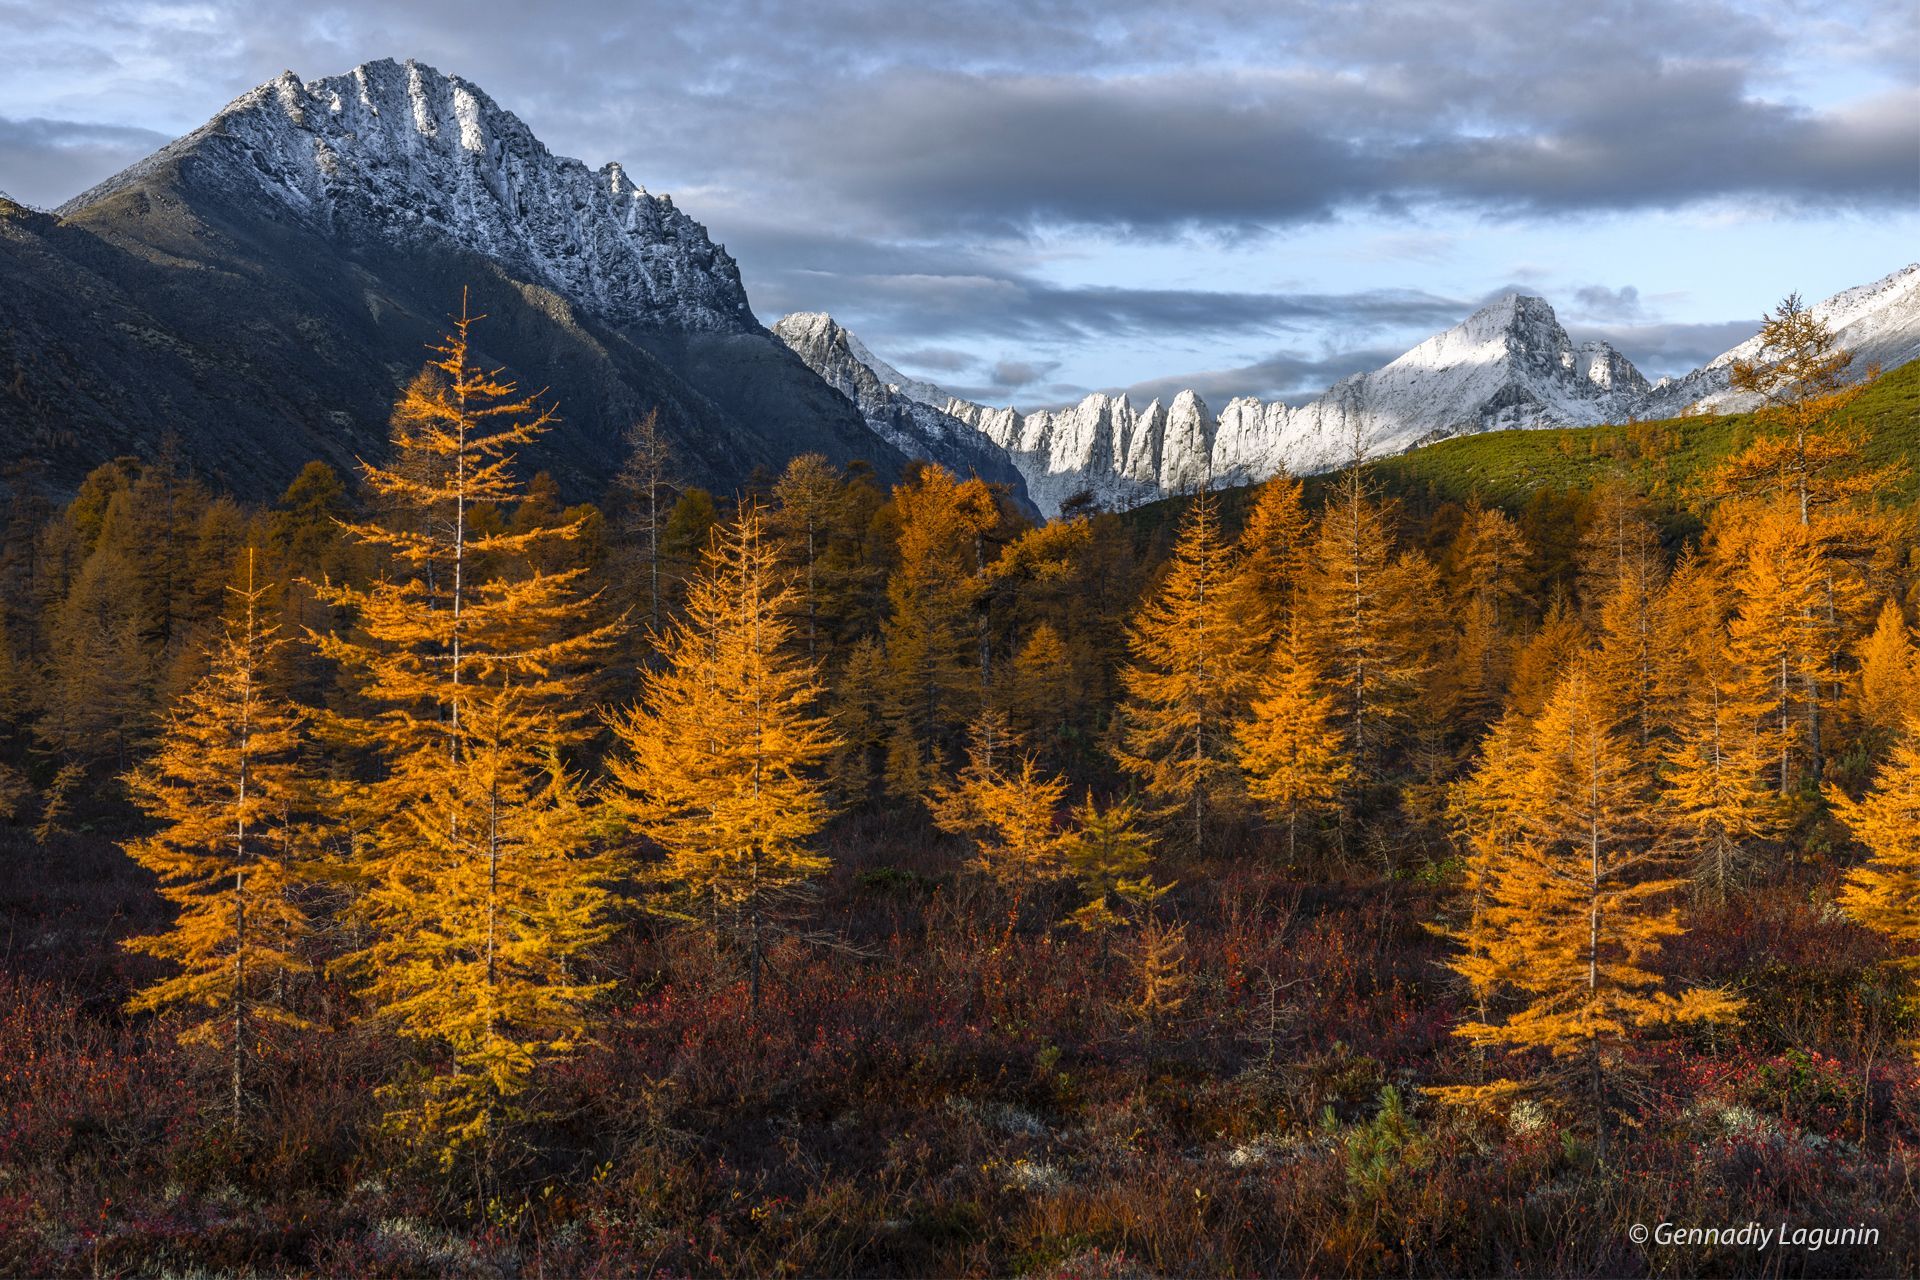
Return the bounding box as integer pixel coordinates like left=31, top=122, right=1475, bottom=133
left=1362, top=357, right=1920, bottom=512
left=1123, top=360, right=1920, bottom=546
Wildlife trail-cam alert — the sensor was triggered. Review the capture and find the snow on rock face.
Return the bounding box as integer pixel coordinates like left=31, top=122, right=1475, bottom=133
left=63, top=58, right=757, bottom=334
left=874, top=266, right=1918, bottom=518
left=771, top=312, right=1033, bottom=509
left=1638, top=263, right=1920, bottom=418
left=901, top=293, right=1652, bottom=516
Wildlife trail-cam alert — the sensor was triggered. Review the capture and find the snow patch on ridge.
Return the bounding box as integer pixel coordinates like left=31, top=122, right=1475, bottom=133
left=859, top=267, right=1918, bottom=518
left=63, top=57, right=757, bottom=335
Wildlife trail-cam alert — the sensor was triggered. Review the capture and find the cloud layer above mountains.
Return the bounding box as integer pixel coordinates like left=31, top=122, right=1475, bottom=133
left=4, top=0, right=1916, bottom=403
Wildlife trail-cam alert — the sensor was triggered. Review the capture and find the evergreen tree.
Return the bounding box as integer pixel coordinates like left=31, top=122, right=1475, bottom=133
left=770, top=453, right=843, bottom=663
left=611, top=411, right=679, bottom=639
left=1061, top=794, right=1164, bottom=933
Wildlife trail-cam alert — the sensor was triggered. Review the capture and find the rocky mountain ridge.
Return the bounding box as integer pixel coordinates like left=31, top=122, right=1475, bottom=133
left=825, top=266, right=1920, bottom=516
left=64, top=59, right=757, bottom=335
left=2, top=59, right=901, bottom=499
left=771, top=313, right=1033, bottom=511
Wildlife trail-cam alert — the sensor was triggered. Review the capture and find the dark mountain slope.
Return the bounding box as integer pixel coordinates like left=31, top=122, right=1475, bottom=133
left=0, top=59, right=902, bottom=500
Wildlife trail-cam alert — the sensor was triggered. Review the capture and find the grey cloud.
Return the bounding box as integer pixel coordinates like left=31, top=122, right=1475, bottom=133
left=750, top=267, right=1473, bottom=347
left=1571, top=285, right=1645, bottom=322
left=990, top=359, right=1059, bottom=388
left=1118, top=345, right=1410, bottom=407
left=1566, top=319, right=1759, bottom=381
left=737, top=69, right=1917, bottom=239
left=0, top=116, right=170, bottom=209
left=890, top=347, right=979, bottom=375
left=13, top=1, right=1910, bottom=234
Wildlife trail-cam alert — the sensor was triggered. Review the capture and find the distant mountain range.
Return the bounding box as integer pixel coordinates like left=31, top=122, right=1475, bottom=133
left=2, top=57, right=1915, bottom=521
left=769, top=312, right=1032, bottom=513
left=781, top=266, right=1920, bottom=516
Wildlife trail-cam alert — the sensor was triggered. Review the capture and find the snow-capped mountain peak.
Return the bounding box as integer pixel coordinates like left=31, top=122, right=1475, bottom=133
left=64, top=58, right=756, bottom=334
left=771, top=312, right=1033, bottom=511
left=1640, top=263, right=1920, bottom=416
left=846, top=268, right=1915, bottom=519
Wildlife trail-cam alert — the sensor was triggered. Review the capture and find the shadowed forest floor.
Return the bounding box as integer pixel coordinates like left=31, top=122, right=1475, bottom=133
left=3, top=815, right=1914, bottom=1278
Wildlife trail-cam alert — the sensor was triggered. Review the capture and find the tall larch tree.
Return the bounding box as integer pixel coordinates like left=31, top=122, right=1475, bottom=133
left=1854, top=599, right=1919, bottom=745
left=1437, top=662, right=1742, bottom=1155
left=1725, top=502, right=1827, bottom=795
left=121, top=552, right=313, bottom=1137
left=316, top=298, right=619, bottom=1165
left=1300, top=463, right=1429, bottom=787
left=1236, top=622, right=1351, bottom=861
left=881, top=465, right=1000, bottom=797
left=771, top=452, right=844, bottom=663
left=607, top=506, right=839, bottom=1014
left=1447, top=505, right=1533, bottom=728
left=1831, top=740, right=1920, bottom=984
left=1004, top=621, right=1075, bottom=758
left=1113, top=490, right=1259, bottom=851
left=611, top=410, right=679, bottom=640
left=1506, top=598, right=1590, bottom=720
left=1232, top=473, right=1311, bottom=644
left=1574, top=485, right=1669, bottom=749
left=1717, top=293, right=1889, bottom=528
left=930, top=714, right=1070, bottom=907
left=1657, top=628, right=1784, bottom=900
left=1714, top=300, right=1896, bottom=785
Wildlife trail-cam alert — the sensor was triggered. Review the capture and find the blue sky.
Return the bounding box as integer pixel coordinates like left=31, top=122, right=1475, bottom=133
left=2, top=0, right=1915, bottom=407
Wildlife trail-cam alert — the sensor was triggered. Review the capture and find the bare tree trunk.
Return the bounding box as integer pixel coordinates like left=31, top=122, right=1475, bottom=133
left=232, top=875, right=245, bottom=1139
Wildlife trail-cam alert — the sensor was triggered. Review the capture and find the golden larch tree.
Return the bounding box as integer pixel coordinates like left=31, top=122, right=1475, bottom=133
left=1656, top=628, right=1784, bottom=901
left=607, top=505, right=839, bottom=1013
left=122, top=551, right=313, bottom=1137
left=1113, top=490, right=1260, bottom=851
left=1716, top=293, right=1890, bottom=527
left=1725, top=502, right=1827, bottom=794
left=1004, top=621, right=1075, bottom=754
left=1446, top=505, right=1533, bottom=728
left=316, top=297, right=619, bottom=1164
left=1299, top=466, right=1430, bottom=783
left=1437, top=662, right=1742, bottom=1154
left=1831, top=740, right=1920, bottom=975
left=1506, top=598, right=1590, bottom=720
left=1854, top=599, right=1919, bottom=743
left=881, top=465, right=1000, bottom=796
left=930, top=713, right=1070, bottom=904
left=1236, top=621, right=1351, bottom=860
left=1231, top=473, right=1311, bottom=643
